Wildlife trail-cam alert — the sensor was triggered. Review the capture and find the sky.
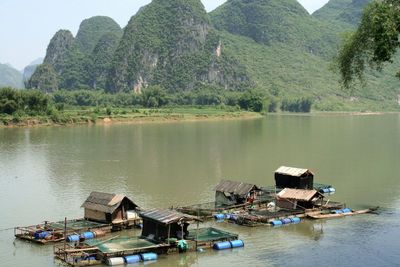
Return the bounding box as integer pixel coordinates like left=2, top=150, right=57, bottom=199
left=0, top=0, right=329, bottom=70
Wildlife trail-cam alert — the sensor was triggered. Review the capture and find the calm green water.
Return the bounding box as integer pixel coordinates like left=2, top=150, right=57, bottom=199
left=1, top=114, right=400, bottom=266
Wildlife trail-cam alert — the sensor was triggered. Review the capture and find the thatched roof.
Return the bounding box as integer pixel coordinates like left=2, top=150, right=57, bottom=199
left=81, top=191, right=137, bottom=214
left=215, top=179, right=259, bottom=196
left=140, top=209, right=201, bottom=225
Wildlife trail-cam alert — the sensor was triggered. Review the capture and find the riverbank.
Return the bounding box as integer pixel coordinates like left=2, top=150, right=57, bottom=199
left=0, top=107, right=263, bottom=128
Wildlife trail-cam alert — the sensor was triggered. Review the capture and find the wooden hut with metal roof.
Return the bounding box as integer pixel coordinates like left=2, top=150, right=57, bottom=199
left=81, top=192, right=139, bottom=224
left=276, top=188, right=320, bottom=210
left=275, top=166, right=314, bottom=190
left=140, top=209, right=201, bottom=243
left=215, top=179, right=260, bottom=206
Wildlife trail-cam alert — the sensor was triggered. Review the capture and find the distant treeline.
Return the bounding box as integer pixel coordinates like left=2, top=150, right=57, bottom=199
left=0, top=87, right=313, bottom=116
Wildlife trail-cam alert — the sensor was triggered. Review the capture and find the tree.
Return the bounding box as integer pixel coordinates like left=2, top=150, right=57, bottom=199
left=337, top=0, right=400, bottom=88
left=238, top=89, right=265, bottom=112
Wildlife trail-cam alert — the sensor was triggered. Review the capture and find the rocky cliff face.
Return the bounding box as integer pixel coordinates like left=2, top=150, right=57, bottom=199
left=43, top=30, right=77, bottom=72
left=107, top=0, right=250, bottom=93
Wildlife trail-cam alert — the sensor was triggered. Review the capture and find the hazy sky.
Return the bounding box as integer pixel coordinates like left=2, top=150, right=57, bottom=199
left=0, top=0, right=329, bottom=70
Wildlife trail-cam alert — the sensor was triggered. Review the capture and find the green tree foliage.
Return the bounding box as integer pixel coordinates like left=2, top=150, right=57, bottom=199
left=0, top=87, right=22, bottom=114
left=141, top=86, right=169, bottom=108
left=0, top=87, right=49, bottom=115
left=281, top=97, right=313, bottom=112
left=238, top=90, right=265, bottom=112
left=337, top=0, right=400, bottom=88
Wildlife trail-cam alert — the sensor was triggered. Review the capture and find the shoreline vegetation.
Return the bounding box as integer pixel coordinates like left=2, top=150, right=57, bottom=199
left=0, top=87, right=397, bottom=128
left=0, top=107, right=263, bottom=128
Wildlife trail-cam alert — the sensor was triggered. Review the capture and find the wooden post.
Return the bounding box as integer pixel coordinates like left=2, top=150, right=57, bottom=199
left=64, top=217, right=67, bottom=262
left=167, top=224, right=171, bottom=245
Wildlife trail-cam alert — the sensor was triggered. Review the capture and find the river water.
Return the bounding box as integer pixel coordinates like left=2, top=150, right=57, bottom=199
left=1, top=114, right=399, bottom=267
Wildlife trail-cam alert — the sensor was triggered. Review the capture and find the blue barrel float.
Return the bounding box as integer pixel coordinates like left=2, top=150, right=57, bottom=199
left=66, top=234, right=80, bottom=242
left=80, top=231, right=95, bottom=240
left=230, top=240, right=244, bottom=248
left=329, top=188, right=336, bottom=193
left=271, top=220, right=283, bottom=226
left=124, top=255, right=141, bottom=264
left=213, top=241, right=232, bottom=250
left=342, top=208, right=352, bottom=213
left=141, top=253, right=157, bottom=261
left=281, top=218, right=292, bottom=225
left=291, top=217, right=301, bottom=224
left=214, top=214, right=225, bottom=220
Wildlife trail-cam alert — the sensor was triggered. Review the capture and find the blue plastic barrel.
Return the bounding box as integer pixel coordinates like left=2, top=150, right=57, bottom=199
left=35, top=231, right=50, bottom=239
left=229, top=214, right=238, bottom=221
left=124, top=255, right=141, bottom=264
left=281, top=218, right=292, bottom=224
left=230, top=240, right=244, bottom=248
left=141, top=253, right=157, bottom=261
left=342, top=208, right=352, bottom=213
left=329, top=187, right=336, bottom=193
left=214, top=214, right=225, bottom=220
left=333, top=210, right=343, bottom=214
left=225, top=214, right=231, bottom=220
left=271, top=220, right=283, bottom=226
left=291, top=217, right=301, bottom=224
left=66, top=234, right=80, bottom=242
left=320, top=188, right=330, bottom=194
left=81, top=231, right=95, bottom=240
left=213, top=241, right=232, bottom=250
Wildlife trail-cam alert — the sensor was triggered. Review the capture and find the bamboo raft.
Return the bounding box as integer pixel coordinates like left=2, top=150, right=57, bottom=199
left=14, top=217, right=141, bottom=244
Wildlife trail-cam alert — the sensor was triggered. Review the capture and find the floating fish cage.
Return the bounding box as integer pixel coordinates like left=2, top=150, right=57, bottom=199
left=177, top=191, right=275, bottom=218
left=14, top=219, right=112, bottom=244
left=55, top=227, right=240, bottom=266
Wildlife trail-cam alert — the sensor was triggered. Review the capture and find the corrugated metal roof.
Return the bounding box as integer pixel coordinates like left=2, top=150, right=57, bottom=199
left=277, top=188, right=318, bottom=201
left=140, top=209, right=201, bottom=225
left=275, top=166, right=314, bottom=177
left=215, top=179, right=259, bottom=196
left=81, top=191, right=137, bottom=214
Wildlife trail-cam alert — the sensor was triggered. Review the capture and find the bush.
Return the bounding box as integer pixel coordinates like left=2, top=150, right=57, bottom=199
left=238, top=90, right=265, bottom=112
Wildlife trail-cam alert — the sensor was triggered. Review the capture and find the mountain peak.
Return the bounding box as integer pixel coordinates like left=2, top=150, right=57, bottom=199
left=75, top=16, right=122, bottom=54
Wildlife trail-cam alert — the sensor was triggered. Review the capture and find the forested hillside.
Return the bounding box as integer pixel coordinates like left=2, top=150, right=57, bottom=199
left=26, top=0, right=400, bottom=111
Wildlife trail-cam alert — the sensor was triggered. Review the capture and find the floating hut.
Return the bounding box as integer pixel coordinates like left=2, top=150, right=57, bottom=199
left=215, top=179, right=260, bottom=206
left=176, top=179, right=272, bottom=218
left=276, top=188, right=320, bottom=210
left=275, top=166, right=314, bottom=190
left=140, top=209, right=202, bottom=243
left=81, top=192, right=140, bottom=228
